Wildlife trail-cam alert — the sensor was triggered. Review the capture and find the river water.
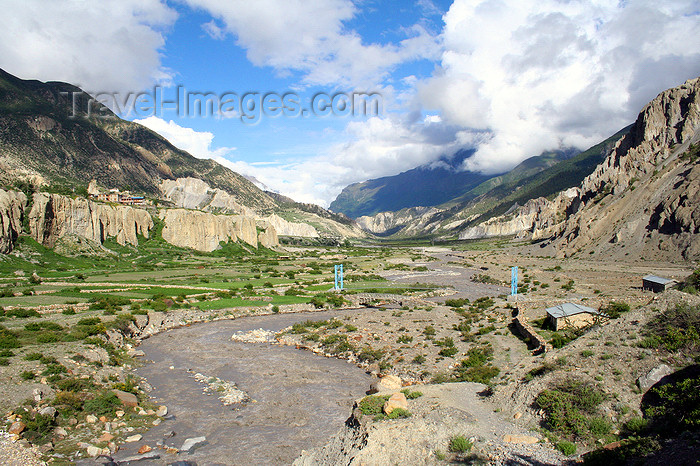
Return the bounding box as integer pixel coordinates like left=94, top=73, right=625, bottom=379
left=112, top=310, right=372, bottom=465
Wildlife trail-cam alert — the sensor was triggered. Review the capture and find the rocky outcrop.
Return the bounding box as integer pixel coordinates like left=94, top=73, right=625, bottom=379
left=159, top=209, right=278, bottom=252
left=261, top=213, right=319, bottom=237
left=160, top=177, right=255, bottom=216
left=459, top=188, right=579, bottom=240
left=256, top=219, right=279, bottom=248
left=356, top=206, right=443, bottom=236
left=29, top=193, right=153, bottom=248
left=0, top=189, right=26, bottom=253
left=458, top=76, right=700, bottom=259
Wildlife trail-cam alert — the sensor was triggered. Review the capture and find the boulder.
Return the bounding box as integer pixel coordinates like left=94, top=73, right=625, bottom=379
left=138, top=445, right=152, bottom=454
left=637, top=364, right=674, bottom=392
left=112, top=389, right=138, bottom=407
left=39, top=406, right=57, bottom=418
left=126, top=434, right=143, bottom=443
left=8, top=421, right=26, bottom=435
left=156, top=405, right=168, bottom=417
left=86, top=414, right=98, bottom=424
left=371, top=375, right=402, bottom=393
left=181, top=436, right=207, bottom=453
left=98, top=433, right=114, bottom=443
left=383, top=393, right=408, bottom=415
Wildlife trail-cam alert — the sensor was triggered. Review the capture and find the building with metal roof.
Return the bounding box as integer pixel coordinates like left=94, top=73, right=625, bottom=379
left=545, top=303, right=607, bottom=331
left=642, top=275, right=676, bottom=293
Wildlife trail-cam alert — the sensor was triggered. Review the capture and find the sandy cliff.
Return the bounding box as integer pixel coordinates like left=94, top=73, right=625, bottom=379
left=0, top=189, right=26, bottom=253
left=29, top=193, right=153, bottom=248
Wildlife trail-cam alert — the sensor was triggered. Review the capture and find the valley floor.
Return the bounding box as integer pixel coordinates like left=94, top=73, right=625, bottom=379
left=0, top=238, right=698, bottom=464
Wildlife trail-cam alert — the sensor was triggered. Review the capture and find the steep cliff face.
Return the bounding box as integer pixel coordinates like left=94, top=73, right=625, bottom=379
left=262, top=213, right=319, bottom=238
left=159, top=209, right=279, bottom=252
left=356, top=206, right=443, bottom=237
left=159, top=178, right=255, bottom=216
left=29, top=193, right=153, bottom=248
left=458, top=76, right=700, bottom=260
left=0, top=189, right=26, bottom=253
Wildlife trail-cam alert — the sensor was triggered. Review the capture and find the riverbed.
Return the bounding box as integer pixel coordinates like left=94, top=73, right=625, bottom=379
left=112, top=310, right=372, bottom=465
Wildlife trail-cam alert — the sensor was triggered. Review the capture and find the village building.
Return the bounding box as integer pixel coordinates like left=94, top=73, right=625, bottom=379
left=642, top=275, right=676, bottom=293
left=545, top=303, right=607, bottom=331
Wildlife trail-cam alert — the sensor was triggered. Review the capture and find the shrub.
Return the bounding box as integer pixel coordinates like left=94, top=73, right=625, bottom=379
left=387, top=407, right=411, bottom=419
left=412, top=354, right=426, bottom=364
left=638, top=303, right=700, bottom=356
left=623, top=417, right=649, bottom=435
left=358, top=347, right=385, bottom=363
left=0, top=326, right=20, bottom=349
left=5, top=308, right=39, bottom=318
left=42, top=363, right=67, bottom=375
left=24, top=352, right=43, bottom=361
left=397, top=335, right=413, bottom=344
left=36, top=332, right=61, bottom=343
left=21, top=370, right=35, bottom=380
left=83, top=391, right=122, bottom=416
left=0, top=349, right=13, bottom=357
left=0, top=357, right=9, bottom=366
left=643, top=372, right=700, bottom=432
left=271, top=305, right=280, bottom=313
left=22, top=412, right=56, bottom=444
left=423, top=325, right=436, bottom=336
left=400, top=389, right=423, bottom=399
left=438, top=347, right=458, bottom=357
left=535, top=378, right=606, bottom=440
left=62, top=307, right=76, bottom=315
left=54, top=390, right=84, bottom=411
left=556, top=440, right=577, bottom=455
left=359, top=395, right=389, bottom=415
left=449, top=435, right=472, bottom=452
left=601, top=301, right=630, bottom=319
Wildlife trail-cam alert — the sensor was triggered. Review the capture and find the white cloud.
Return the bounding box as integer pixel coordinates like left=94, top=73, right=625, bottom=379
left=182, top=0, right=440, bottom=87
left=134, top=116, right=235, bottom=159
left=417, top=0, right=700, bottom=174
left=0, top=0, right=176, bottom=94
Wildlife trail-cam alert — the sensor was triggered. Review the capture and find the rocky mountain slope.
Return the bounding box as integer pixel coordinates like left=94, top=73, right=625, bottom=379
left=330, top=149, right=494, bottom=218
left=352, top=137, right=622, bottom=238
left=461, top=76, right=700, bottom=260
left=0, top=68, right=365, bottom=245
left=0, top=69, right=275, bottom=212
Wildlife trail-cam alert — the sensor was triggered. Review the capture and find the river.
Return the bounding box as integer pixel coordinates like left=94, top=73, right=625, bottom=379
left=111, top=310, right=372, bottom=465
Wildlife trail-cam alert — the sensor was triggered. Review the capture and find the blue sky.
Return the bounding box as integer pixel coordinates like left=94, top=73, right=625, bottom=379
left=2, top=0, right=700, bottom=206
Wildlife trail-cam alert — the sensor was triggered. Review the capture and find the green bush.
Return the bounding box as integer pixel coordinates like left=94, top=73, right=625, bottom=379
left=438, top=347, right=458, bottom=357
left=0, top=326, right=20, bottom=349
left=556, top=440, right=577, bottom=455
left=24, top=352, right=43, bottom=361
left=62, top=307, right=76, bottom=315
left=601, top=301, right=630, bottom=319
left=83, top=391, right=122, bottom=416
left=21, top=370, right=35, bottom=380
left=623, top=417, right=649, bottom=435
left=397, top=335, right=413, bottom=344
left=22, top=412, right=56, bottom=444
left=412, top=355, right=426, bottom=364
left=36, top=332, right=61, bottom=343
left=644, top=372, right=700, bottom=432
left=359, top=395, right=389, bottom=415
left=0, top=357, right=9, bottom=366
left=0, top=349, right=13, bottom=357
left=535, top=378, right=606, bottom=440
left=387, top=407, right=411, bottom=419
left=638, top=303, right=700, bottom=356
left=358, top=347, right=385, bottom=363
left=5, top=308, right=39, bottom=318
left=448, top=435, right=472, bottom=452
left=400, top=389, right=423, bottom=399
